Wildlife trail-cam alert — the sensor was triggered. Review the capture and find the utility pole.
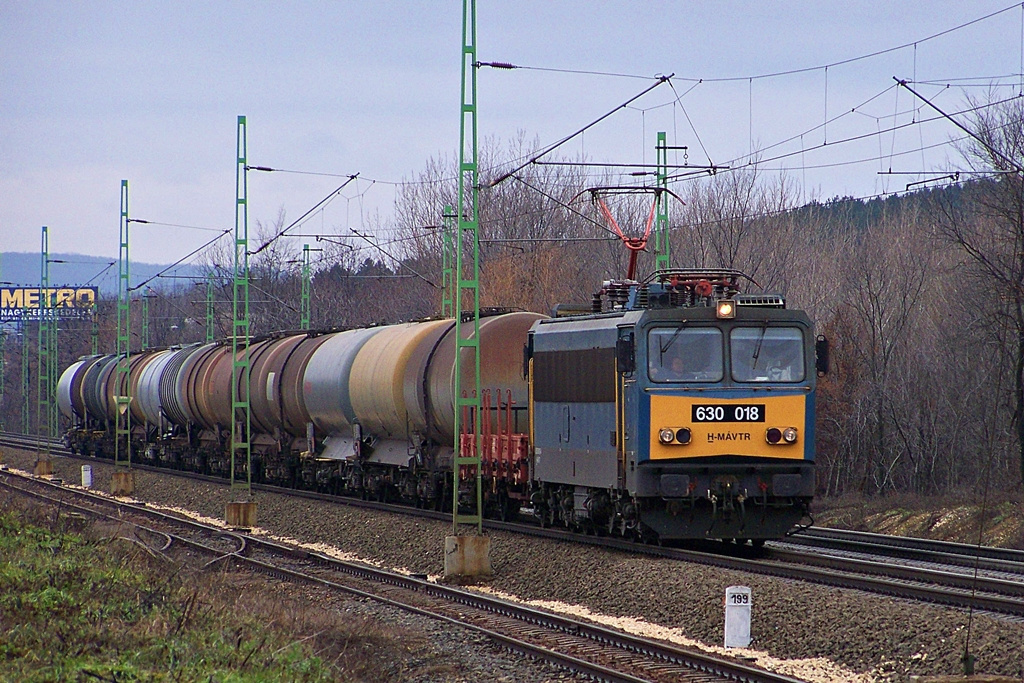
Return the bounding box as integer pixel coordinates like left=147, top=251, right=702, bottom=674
left=227, top=115, right=256, bottom=529
left=34, top=226, right=53, bottom=474
left=445, top=0, right=490, bottom=579
left=654, top=132, right=670, bottom=271
left=112, top=179, right=134, bottom=495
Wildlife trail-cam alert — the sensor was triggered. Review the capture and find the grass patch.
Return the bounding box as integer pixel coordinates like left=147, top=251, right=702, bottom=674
left=0, top=494, right=452, bottom=682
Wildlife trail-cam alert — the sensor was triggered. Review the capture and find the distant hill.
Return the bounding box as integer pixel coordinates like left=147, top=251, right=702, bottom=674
left=0, top=252, right=206, bottom=297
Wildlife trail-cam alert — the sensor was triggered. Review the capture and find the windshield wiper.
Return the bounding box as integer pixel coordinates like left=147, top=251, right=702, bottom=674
left=659, top=322, right=687, bottom=356
left=751, top=320, right=769, bottom=369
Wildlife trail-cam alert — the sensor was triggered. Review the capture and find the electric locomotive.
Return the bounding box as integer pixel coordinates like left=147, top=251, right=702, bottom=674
left=528, top=268, right=823, bottom=542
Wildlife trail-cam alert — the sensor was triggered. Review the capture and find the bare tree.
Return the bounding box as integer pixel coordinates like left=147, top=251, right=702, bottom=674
left=934, top=93, right=1024, bottom=485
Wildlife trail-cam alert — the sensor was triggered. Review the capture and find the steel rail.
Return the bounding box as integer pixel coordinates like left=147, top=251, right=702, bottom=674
left=788, top=526, right=1024, bottom=573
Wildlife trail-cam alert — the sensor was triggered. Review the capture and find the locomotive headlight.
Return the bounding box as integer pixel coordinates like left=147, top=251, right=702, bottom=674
left=659, top=428, right=676, bottom=444
left=766, top=427, right=798, bottom=445
left=716, top=300, right=736, bottom=319
left=675, top=428, right=692, bottom=445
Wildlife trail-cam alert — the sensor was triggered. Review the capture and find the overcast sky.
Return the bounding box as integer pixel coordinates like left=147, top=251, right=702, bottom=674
left=1, top=1, right=1021, bottom=271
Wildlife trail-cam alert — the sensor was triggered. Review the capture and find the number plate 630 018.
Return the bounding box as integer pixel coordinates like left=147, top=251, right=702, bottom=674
left=691, top=404, right=765, bottom=422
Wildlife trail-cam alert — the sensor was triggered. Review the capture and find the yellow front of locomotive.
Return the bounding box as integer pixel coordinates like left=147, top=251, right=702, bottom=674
left=648, top=393, right=808, bottom=462
left=629, top=300, right=817, bottom=541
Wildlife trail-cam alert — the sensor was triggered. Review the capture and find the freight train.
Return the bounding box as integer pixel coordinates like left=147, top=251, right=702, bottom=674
left=57, top=269, right=825, bottom=543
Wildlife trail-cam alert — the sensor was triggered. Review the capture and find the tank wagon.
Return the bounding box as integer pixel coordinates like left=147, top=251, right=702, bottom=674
left=58, top=269, right=825, bottom=542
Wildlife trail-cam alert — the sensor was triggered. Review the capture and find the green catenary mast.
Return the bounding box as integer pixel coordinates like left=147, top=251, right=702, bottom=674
left=141, top=288, right=150, bottom=350
left=300, top=244, right=312, bottom=330
left=205, top=273, right=215, bottom=342
left=0, top=324, right=4, bottom=433
left=114, top=180, right=132, bottom=472
left=441, top=204, right=455, bottom=318
left=0, top=254, right=5, bottom=433
left=452, top=0, right=483, bottom=535
left=655, top=132, right=670, bottom=271
left=21, top=317, right=30, bottom=434
left=36, top=226, right=52, bottom=455
left=230, top=115, right=252, bottom=494
left=91, top=301, right=99, bottom=355
left=48, top=282, right=58, bottom=437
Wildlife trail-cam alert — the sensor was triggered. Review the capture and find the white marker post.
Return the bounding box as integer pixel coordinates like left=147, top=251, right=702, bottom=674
left=81, top=465, right=92, bottom=488
left=724, top=585, right=752, bottom=648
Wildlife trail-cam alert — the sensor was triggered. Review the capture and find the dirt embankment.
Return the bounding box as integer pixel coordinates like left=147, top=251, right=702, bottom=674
left=814, top=494, right=1024, bottom=549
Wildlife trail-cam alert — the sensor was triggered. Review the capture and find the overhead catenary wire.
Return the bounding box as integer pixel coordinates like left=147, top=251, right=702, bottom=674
left=668, top=2, right=1023, bottom=84
left=488, top=75, right=674, bottom=188
left=475, top=61, right=658, bottom=81
left=475, top=4, right=1021, bottom=86
left=510, top=174, right=621, bottom=238
left=136, top=5, right=1021, bottom=207
left=84, top=261, right=117, bottom=287
left=896, top=78, right=1024, bottom=174
left=207, top=263, right=300, bottom=315
left=248, top=173, right=360, bottom=257
left=665, top=92, right=1024, bottom=183
left=349, top=229, right=437, bottom=288
left=126, top=219, right=227, bottom=233
left=130, top=229, right=232, bottom=293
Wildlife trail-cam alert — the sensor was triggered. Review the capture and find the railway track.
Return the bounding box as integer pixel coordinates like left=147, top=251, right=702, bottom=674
left=0, top=462, right=799, bottom=683
left=4, top=430, right=1024, bottom=620
left=786, top=526, right=1024, bottom=575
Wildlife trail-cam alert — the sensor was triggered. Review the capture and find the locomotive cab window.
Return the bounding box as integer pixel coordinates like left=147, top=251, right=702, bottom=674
left=647, top=327, right=723, bottom=383
left=730, top=327, right=805, bottom=383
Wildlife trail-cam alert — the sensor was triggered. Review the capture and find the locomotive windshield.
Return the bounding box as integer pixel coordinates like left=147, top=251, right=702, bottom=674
left=730, top=327, right=805, bottom=382
left=647, top=327, right=723, bottom=382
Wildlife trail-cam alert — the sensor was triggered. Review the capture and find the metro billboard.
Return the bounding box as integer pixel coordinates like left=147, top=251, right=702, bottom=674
left=0, top=287, right=98, bottom=322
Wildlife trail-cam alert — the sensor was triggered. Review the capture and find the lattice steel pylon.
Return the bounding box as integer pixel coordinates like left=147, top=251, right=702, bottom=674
left=0, top=331, right=5, bottom=434
left=20, top=318, right=30, bottom=434
left=230, top=115, right=252, bottom=494
left=441, top=204, right=455, bottom=318
left=0, top=255, right=5, bottom=433
left=91, top=301, right=99, bottom=355
left=451, top=0, right=483, bottom=536
left=115, top=180, right=132, bottom=471
left=36, top=226, right=52, bottom=459
left=0, top=327, right=5, bottom=433
left=654, top=132, right=670, bottom=271
left=205, top=273, right=215, bottom=342
left=141, top=288, right=150, bottom=350
left=300, top=244, right=311, bottom=330
left=48, top=287, right=58, bottom=438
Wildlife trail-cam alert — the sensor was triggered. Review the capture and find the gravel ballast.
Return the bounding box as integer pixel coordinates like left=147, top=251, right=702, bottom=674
left=8, top=449, right=1024, bottom=682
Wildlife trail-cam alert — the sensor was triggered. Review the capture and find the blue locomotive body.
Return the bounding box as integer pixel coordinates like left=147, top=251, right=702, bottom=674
left=529, top=270, right=818, bottom=541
